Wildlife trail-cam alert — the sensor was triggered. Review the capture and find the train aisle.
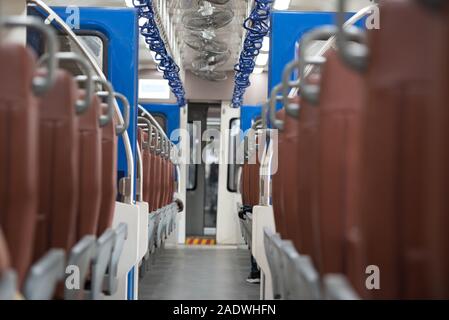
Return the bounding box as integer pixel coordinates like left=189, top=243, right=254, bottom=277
left=139, top=247, right=260, bottom=300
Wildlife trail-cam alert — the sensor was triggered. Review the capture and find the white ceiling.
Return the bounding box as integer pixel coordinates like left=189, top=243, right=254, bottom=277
left=44, top=0, right=373, bottom=75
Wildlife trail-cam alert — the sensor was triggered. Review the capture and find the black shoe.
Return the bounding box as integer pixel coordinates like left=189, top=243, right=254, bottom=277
left=246, top=272, right=261, bottom=284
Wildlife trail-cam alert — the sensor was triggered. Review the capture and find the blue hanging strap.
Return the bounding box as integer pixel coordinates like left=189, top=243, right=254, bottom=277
left=132, top=0, right=186, bottom=107
left=231, top=0, right=274, bottom=108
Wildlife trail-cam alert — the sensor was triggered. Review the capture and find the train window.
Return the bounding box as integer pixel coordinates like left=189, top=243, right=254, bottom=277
left=56, top=31, right=108, bottom=72
left=227, top=118, right=242, bottom=192
left=187, top=121, right=199, bottom=190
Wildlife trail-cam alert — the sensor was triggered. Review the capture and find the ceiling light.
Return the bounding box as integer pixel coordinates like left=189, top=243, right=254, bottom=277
left=273, top=0, right=291, bottom=10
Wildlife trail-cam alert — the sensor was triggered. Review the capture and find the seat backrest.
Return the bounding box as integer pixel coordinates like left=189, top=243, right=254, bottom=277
left=271, top=109, right=287, bottom=236
left=34, top=71, right=80, bottom=263
left=160, top=157, right=168, bottom=207
left=356, top=0, right=449, bottom=299
left=76, top=93, right=102, bottom=239
left=97, top=105, right=117, bottom=236
left=0, top=43, right=39, bottom=286
left=149, top=151, right=158, bottom=212
left=281, top=99, right=304, bottom=253
left=316, top=51, right=364, bottom=282
left=296, top=76, right=321, bottom=268
left=152, top=153, right=162, bottom=211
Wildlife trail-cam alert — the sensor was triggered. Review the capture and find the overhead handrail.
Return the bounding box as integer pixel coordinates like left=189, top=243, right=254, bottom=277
left=28, top=0, right=135, bottom=202
left=0, top=15, right=58, bottom=95
left=39, top=52, right=94, bottom=114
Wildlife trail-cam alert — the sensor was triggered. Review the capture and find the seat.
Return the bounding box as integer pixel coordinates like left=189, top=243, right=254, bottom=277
left=152, top=150, right=162, bottom=211
left=160, top=156, right=168, bottom=207
left=33, top=70, right=80, bottom=263
left=281, top=99, right=304, bottom=253
left=97, top=105, right=117, bottom=236
left=271, top=109, right=287, bottom=236
left=0, top=43, right=39, bottom=286
left=149, top=147, right=159, bottom=212
left=76, top=92, right=102, bottom=239
left=316, top=50, right=365, bottom=291
left=355, top=0, right=449, bottom=299
left=295, top=75, right=321, bottom=268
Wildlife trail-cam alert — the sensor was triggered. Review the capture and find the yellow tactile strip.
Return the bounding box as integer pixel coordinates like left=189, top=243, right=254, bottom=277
left=185, top=237, right=216, bottom=246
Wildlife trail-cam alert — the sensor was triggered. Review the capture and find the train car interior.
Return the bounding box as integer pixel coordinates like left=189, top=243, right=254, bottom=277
left=0, top=0, right=448, bottom=301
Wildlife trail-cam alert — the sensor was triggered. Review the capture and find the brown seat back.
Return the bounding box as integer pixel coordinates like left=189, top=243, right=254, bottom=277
left=0, top=44, right=39, bottom=285
left=34, top=71, right=80, bottom=262
left=356, top=0, right=449, bottom=299
left=97, top=108, right=117, bottom=236
left=153, top=154, right=162, bottom=210
left=76, top=95, right=102, bottom=239
left=316, top=51, right=364, bottom=288
left=296, top=78, right=321, bottom=267
left=160, top=157, right=167, bottom=207
left=281, top=99, right=304, bottom=252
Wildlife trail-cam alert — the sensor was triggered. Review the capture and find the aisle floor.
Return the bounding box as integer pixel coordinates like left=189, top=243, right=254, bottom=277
left=138, top=247, right=260, bottom=300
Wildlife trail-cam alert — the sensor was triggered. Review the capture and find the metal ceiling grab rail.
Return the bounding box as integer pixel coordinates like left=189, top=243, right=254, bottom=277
left=132, top=0, right=186, bottom=107
left=27, top=0, right=135, bottom=204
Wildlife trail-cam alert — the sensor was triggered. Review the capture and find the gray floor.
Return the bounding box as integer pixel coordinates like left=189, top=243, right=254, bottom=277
left=139, top=247, right=260, bottom=300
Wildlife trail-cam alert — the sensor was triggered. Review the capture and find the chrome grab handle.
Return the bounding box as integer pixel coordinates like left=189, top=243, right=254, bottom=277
left=0, top=16, right=58, bottom=95
left=299, top=25, right=338, bottom=106
left=77, top=75, right=114, bottom=127
left=112, top=93, right=131, bottom=135
left=268, top=84, right=284, bottom=130
left=337, top=0, right=369, bottom=72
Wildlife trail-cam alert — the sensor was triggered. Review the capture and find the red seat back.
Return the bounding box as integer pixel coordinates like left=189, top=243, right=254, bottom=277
left=280, top=99, right=304, bottom=252
left=76, top=96, right=102, bottom=239
left=97, top=107, right=117, bottom=236
left=0, top=44, right=39, bottom=285
left=34, top=71, right=80, bottom=262
left=296, top=82, right=321, bottom=267
left=356, top=0, right=449, bottom=299
left=316, top=51, right=365, bottom=290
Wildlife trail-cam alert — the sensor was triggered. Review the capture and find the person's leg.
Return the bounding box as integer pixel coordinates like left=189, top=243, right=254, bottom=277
left=246, top=255, right=261, bottom=284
